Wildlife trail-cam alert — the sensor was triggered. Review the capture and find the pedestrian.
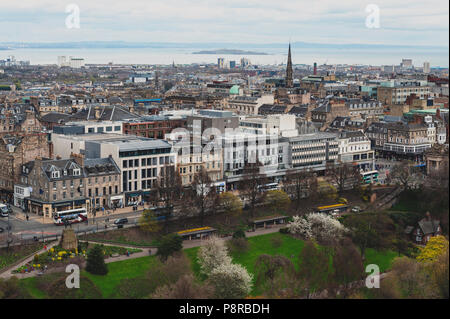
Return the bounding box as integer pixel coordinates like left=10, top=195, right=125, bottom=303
left=44, top=244, right=47, bottom=250
left=126, top=250, right=130, bottom=257
left=26, top=215, right=29, bottom=221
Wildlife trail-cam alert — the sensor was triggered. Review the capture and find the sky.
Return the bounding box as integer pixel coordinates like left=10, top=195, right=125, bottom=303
left=0, top=0, right=448, bottom=47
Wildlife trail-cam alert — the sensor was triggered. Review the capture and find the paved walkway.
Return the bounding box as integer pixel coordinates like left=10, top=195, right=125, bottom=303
left=0, top=241, right=59, bottom=279
left=0, top=225, right=284, bottom=280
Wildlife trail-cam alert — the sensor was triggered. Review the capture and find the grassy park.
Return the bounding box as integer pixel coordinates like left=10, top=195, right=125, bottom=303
left=18, top=232, right=399, bottom=298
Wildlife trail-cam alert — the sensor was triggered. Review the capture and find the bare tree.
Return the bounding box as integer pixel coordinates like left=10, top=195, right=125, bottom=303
left=153, top=164, right=184, bottom=233
left=283, top=168, right=317, bottom=207
left=190, top=166, right=217, bottom=226
left=237, top=162, right=268, bottom=219
left=326, top=161, right=362, bottom=195
left=390, top=160, right=422, bottom=189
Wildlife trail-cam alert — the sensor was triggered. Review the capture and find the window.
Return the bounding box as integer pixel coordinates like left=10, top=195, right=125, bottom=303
left=106, top=126, right=112, bottom=132
left=97, top=127, right=104, bottom=133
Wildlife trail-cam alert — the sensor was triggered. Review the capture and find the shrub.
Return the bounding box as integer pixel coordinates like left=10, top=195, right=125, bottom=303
left=151, top=275, right=214, bottom=299
left=279, top=227, right=289, bottom=234
left=232, top=229, right=246, bottom=239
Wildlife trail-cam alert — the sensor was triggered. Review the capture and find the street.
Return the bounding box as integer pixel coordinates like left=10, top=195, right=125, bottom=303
left=1, top=205, right=146, bottom=246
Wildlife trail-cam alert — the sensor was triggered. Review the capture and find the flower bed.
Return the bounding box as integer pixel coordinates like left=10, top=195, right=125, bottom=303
left=12, top=243, right=141, bottom=274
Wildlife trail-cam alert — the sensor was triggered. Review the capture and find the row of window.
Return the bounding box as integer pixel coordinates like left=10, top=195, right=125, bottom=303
left=87, top=126, right=121, bottom=133
left=122, top=156, right=175, bottom=168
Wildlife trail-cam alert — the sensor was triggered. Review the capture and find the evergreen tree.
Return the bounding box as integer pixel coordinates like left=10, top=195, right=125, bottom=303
left=86, top=245, right=108, bottom=275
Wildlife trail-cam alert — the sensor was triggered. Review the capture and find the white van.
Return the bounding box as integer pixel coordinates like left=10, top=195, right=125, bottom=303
left=0, top=204, right=10, bottom=217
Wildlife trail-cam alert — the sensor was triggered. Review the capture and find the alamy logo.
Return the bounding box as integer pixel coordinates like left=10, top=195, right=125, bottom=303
left=365, top=4, right=381, bottom=29
left=365, top=264, right=380, bottom=288
left=65, top=264, right=80, bottom=289
left=65, top=4, right=80, bottom=29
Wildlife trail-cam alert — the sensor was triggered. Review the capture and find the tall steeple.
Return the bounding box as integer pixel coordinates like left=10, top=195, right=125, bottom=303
left=285, top=43, right=293, bottom=88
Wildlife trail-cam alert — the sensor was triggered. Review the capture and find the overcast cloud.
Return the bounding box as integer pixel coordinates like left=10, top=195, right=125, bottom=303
left=0, top=0, right=448, bottom=46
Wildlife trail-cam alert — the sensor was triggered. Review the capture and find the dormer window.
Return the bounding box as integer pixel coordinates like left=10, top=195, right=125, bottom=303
left=52, top=171, right=60, bottom=178
left=73, top=169, right=80, bottom=176
left=63, top=170, right=67, bottom=176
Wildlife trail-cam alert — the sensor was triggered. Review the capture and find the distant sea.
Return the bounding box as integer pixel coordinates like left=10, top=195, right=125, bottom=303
left=2, top=46, right=449, bottom=67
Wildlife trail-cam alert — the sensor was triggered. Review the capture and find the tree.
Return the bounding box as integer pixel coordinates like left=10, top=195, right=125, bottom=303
left=298, top=241, right=331, bottom=298
left=86, top=244, right=108, bottom=275
left=151, top=275, right=214, bottom=299
left=429, top=247, right=449, bottom=299
left=390, top=160, right=422, bottom=189
left=332, top=238, right=364, bottom=297
left=264, top=189, right=291, bottom=214
left=153, top=165, right=183, bottom=233
left=238, top=162, right=268, bottom=219
left=307, top=213, right=348, bottom=245
left=190, top=166, right=217, bottom=226
left=218, top=192, right=242, bottom=224
left=388, top=256, right=437, bottom=298
left=416, top=235, right=449, bottom=263
left=343, top=213, right=395, bottom=260
left=208, top=263, right=253, bottom=299
left=197, top=236, right=232, bottom=276
left=287, top=213, right=347, bottom=245
left=139, top=209, right=163, bottom=234
left=326, top=161, right=362, bottom=195
left=287, top=215, right=312, bottom=239
left=156, top=233, right=183, bottom=261
left=254, top=254, right=297, bottom=298
left=283, top=169, right=316, bottom=206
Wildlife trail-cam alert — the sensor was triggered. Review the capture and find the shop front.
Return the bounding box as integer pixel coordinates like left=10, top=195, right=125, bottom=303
left=13, top=184, right=31, bottom=211
left=110, top=195, right=124, bottom=209
left=125, top=191, right=141, bottom=206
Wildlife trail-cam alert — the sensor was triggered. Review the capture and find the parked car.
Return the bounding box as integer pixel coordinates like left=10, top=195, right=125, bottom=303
left=114, top=218, right=128, bottom=225
left=351, top=206, right=361, bottom=213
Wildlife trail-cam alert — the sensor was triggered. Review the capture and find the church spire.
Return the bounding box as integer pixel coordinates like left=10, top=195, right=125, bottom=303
left=285, top=43, right=293, bottom=88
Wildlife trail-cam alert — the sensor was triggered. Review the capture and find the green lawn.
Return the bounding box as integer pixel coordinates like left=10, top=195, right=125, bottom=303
left=364, top=248, right=399, bottom=273
left=20, top=277, right=48, bottom=299
left=83, top=256, right=157, bottom=298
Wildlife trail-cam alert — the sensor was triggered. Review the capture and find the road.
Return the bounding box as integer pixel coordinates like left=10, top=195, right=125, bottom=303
left=1, top=205, right=146, bottom=246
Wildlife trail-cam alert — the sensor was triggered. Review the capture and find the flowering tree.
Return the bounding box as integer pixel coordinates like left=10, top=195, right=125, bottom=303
left=287, top=213, right=347, bottom=244
left=416, top=235, right=449, bottom=263
left=307, top=213, right=348, bottom=244
left=208, top=263, right=253, bottom=299
left=287, top=215, right=312, bottom=239
left=197, top=236, right=232, bottom=275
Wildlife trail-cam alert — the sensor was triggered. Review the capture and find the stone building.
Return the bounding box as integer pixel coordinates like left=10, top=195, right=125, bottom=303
left=20, top=157, right=89, bottom=221
left=0, top=133, right=50, bottom=202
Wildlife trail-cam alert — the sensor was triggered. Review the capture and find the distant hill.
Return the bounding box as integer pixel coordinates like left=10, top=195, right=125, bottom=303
left=192, top=49, right=269, bottom=55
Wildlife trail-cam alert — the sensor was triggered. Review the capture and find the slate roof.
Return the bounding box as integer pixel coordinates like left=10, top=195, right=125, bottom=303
left=418, top=219, right=441, bottom=235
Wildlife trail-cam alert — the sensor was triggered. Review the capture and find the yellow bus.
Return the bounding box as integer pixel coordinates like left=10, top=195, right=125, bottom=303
left=177, top=227, right=216, bottom=240
left=315, top=204, right=348, bottom=214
